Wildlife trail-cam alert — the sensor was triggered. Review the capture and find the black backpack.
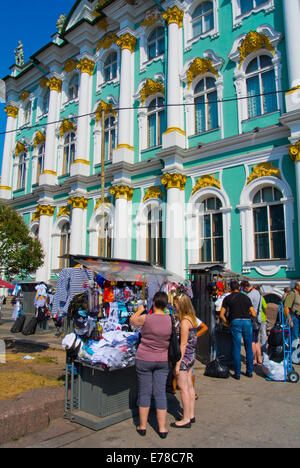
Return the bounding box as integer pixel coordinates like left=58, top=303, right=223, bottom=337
left=268, top=323, right=285, bottom=348
left=22, top=317, right=38, bottom=336
left=204, top=359, right=230, bottom=379
left=10, top=314, right=26, bottom=333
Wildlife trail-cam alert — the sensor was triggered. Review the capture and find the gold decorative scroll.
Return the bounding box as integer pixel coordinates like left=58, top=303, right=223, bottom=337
left=15, top=141, right=26, bottom=156
left=238, top=31, right=275, bottom=68
left=68, top=196, right=89, bottom=209
left=192, top=174, right=220, bottom=195
left=64, top=59, right=78, bottom=73
left=19, top=91, right=30, bottom=102
left=288, top=141, right=300, bottom=163
left=187, top=58, right=218, bottom=88
left=31, top=211, right=40, bottom=222
left=161, top=173, right=187, bottom=191
left=34, top=131, right=46, bottom=148
left=162, top=6, right=184, bottom=28
left=143, top=186, right=163, bottom=202
left=5, top=105, right=19, bottom=119
left=36, top=205, right=55, bottom=217
left=110, top=185, right=134, bottom=201
left=39, top=77, right=48, bottom=89
left=47, top=77, right=62, bottom=93
left=97, top=32, right=118, bottom=51
left=59, top=119, right=77, bottom=137
left=95, top=197, right=111, bottom=210
left=77, top=58, right=95, bottom=76
left=116, top=33, right=137, bottom=53
left=95, top=101, right=116, bottom=123
left=97, top=17, right=108, bottom=31
left=247, top=162, right=281, bottom=185
left=140, top=9, right=162, bottom=28
left=140, top=79, right=165, bottom=105
left=57, top=206, right=71, bottom=218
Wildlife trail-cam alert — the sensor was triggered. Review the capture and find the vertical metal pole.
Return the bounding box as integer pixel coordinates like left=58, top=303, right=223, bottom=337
left=100, top=110, right=106, bottom=257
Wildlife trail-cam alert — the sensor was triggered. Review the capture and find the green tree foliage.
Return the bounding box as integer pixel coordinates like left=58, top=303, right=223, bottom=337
left=0, top=204, right=44, bottom=280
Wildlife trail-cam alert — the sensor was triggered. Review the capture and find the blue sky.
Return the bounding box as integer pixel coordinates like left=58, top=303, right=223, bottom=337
left=0, top=0, right=75, bottom=171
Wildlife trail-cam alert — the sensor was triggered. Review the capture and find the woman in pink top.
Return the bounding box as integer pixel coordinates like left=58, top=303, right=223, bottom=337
left=130, top=292, right=172, bottom=440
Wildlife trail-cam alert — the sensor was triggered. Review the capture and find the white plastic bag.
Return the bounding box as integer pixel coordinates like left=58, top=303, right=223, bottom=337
left=261, top=353, right=285, bottom=381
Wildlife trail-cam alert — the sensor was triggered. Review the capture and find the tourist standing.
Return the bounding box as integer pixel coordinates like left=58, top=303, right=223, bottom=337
left=284, top=281, right=300, bottom=363
left=241, top=281, right=262, bottom=366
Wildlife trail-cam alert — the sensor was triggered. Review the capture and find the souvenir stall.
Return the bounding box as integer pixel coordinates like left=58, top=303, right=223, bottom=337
left=59, top=255, right=188, bottom=431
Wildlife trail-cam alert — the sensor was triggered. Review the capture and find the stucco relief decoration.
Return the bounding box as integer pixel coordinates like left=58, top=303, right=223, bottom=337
left=59, top=119, right=77, bottom=137
left=36, top=205, right=55, bottom=217
left=161, top=173, right=187, bottom=191
left=94, top=198, right=111, bottom=210
left=56, top=14, right=66, bottom=34
left=31, top=210, right=40, bottom=222
left=19, top=91, right=30, bottom=102
left=95, top=101, right=116, bottom=123
left=57, top=206, right=71, bottom=218
left=187, top=58, right=218, bottom=88
left=140, top=8, right=162, bottom=29
left=140, top=79, right=165, bottom=105
left=110, top=185, right=134, bottom=201
left=47, top=77, right=62, bottom=93
left=238, top=31, right=275, bottom=68
left=246, top=162, right=281, bottom=185
left=162, top=6, right=184, bottom=28
left=15, top=141, right=26, bottom=156
left=97, top=18, right=108, bottom=31
left=77, top=58, right=95, bottom=76
left=64, top=59, right=78, bottom=73
left=34, top=131, right=46, bottom=148
left=39, top=77, right=48, bottom=89
left=143, top=186, right=164, bottom=202
left=5, top=105, right=18, bottom=119
left=288, top=141, right=300, bottom=163
left=97, top=32, right=119, bottom=51
left=68, top=196, right=89, bottom=209
left=192, top=174, right=221, bottom=195
left=116, top=33, right=137, bottom=53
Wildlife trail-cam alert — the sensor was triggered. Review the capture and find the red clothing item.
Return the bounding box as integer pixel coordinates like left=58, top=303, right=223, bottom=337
left=136, top=314, right=172, bottom=362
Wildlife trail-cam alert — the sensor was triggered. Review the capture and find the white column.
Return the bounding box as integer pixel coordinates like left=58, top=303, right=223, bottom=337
left=35, top=205, right=55, bottom=283
left=71, top=57, right=95, bottom=177
left=283, top=0, right=300, bottom=111
left=0, top=105, right=18, bottom=199
left=110, top=185, right=133, bottom=259
left=39, top=77, right=62, bottom=186
left=162, top=173, right=186, bottom=278
left=288, top=143, right=300, bottom=257
left=162, top=6, right=185, bottom=149
left=113, top=33, right=136, bottom=164
left=68, top=196, right=88, bottom=255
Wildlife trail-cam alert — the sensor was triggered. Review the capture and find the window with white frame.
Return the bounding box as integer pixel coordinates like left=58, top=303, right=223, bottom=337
left=232, top=0, right=275, bottom=28
left=37, top=144, right=45, bottom=183
left=252, top=186, right=286, bottom=260
left=194, top=77, right=218, bottom=134
left=104, top=52, right=118, bottom=83
left=23, top=101, right=31, bottom=126
left=198, top=196, right=224, bottom=263
left=17, top=153, right=27, bottom=190
left=67, top=74, right=79, bottom=101
left=240, top=0, right=268, bottom=15
left=148, top=27, right=165, bottom=61
left=146, top=206, right=164, bottom=266
left=246, top=55, right=277, bottom=119
left=62, top=132, right=76, bottom=175
left=41, top=90, right=50, bottom=115
left=59, top=221, right=70, bottom=269
left=192, top=1, right=214, bottom=38
left=104, top=115, right=116, bottom=161
left=147, top=97, right=166, bottom=148
left=98, top=213, right=112, bottom=258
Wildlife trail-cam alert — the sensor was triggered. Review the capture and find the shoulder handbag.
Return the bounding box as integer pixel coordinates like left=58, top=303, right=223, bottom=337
left=168, top=314, right=181, bottom=365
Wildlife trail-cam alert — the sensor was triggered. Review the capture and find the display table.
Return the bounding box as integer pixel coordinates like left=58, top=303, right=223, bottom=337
left=64, top=360, right=138, bottom=430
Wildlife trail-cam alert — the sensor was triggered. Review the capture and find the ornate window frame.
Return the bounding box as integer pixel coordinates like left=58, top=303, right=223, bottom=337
left=232, top=0, right=275, bottom=29
left=61, top=71, right=80, bottom=108
left=88, top=203, right=114, bottom=257
left=92, top=97, right=118, bottom=168
left=237, top=175, right=295, bottom=276
left=183, top=0, right=219, bottom=51
left=96, top=45, right=120, bottom=91
left=135, top=195, right=164, bottom=264
left=52, top=213, right=71, bottom=272
left=139, top=21, right=166, bottom=73
left=228, top=25, right=283, bottom=134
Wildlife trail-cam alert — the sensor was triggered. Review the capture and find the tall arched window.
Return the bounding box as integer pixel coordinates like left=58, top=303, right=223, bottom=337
left=37, top=144, right=45, bottom=183
left=246, top=55, right=277, bottom=119
left=146, top=206, right=163, bottom=266
left=17, top=153, right=27, bottom=190
left=147, top=97, right=166, bottom=148
left=67, top=74, right=79, bottom=101
left=41, top=90, right=50, bottom=115
left=192, top=1, right=214, bottom=37
left=252, top=186, right=286, bottom=260
left=98, top=213, right=112, bottom=258
left=62, top=132, right=76, bottom=175
left=60, top=222, right=70, bottom=269
left=199, top=197, right=223, bottom=263
left=24, top=101, right=31, bottom=126
left=148, top=27, right=165, bottom=61
left=240, top=0, right=267, bottom=15
left=104, top=115, right=116, bottom=161
left=104, top=53, right=118, bottom=83
left=194, top=77, right=218, bottom=134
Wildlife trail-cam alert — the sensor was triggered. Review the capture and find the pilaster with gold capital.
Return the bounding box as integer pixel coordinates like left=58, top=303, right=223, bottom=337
left=68, top=196, right=89, bottom=210
left=116, top=33, right=137, bottom=53
left=77, top=58, right=95, bottom=76
left=110, top=185, right=134, bottom=201
left=162, top=5, right=184, bottom=28
left=161, top=173, right=187, bottom=191
left=0, top=105, right=19, bottom=198
left=288, top=141, right=300, bottom=162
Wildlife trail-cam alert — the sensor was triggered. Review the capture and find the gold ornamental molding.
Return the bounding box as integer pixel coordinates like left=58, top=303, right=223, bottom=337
left=161, top=173, right=187, bottom=191
left=116, top=33, right=137, bottom=53
left=94, top=197, right=111, bottom=211
left=162, top=6, right=184, bottom=28
left=64, top=59, right=78, bottom=73
left=187, top=58, right=218, bottom=88
left=247, top=162, right=281, bottom=185
left=41, top=170, right=57, bottom=176
left=5, top=105, right=19, bottom=119
left=97, top=32, right=119, bottom=51
left=59, top=119, right=77, bottom=138
left=140, top=8, right=162, bottom=29
left=47, top=77, right=63, bottom=93
left=36, top=205, right=55, bottom=217
left=68, top=196, right=89, bottom=210
left=140, top=79, right=165, bottom=105
left=115, top=143, right=134, bottom=151
left=238, top=31, right=275, bottom=68
left=34, top=131, right=46, bottom=148
left=39, top=77, right=48, bottom=89
left=163, top=127, right=185, bottom=136
left=77, top=58, right=95, bottom=76
left=31, top=210, right=40, bottom=222
left=110, top=185, right=134, bottom=201
left=72, top=159, right=90, bottom=166
left=57, top=206, right=71, bottom=218
left=15, top=141, right=27, bottom=156
left=288, top=141, right=300, bottom=162
left=19, top=91, right=30, bottom=102
left=192, top=174, right=221, bottom=196
left=95, top=100, right=116, bottom=123
left=0, top=186, right=12, bottom=191
left=143, top=186, right=163, bottom=202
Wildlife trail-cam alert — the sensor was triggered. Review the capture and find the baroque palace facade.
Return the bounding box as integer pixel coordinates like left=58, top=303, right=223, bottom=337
left=1, top=0, right=300, bottom=287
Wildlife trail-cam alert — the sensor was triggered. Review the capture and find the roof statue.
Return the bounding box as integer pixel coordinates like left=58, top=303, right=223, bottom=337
left=14, top=41, right=24, bottom=68
left=56, top=14, right=67, bottom=34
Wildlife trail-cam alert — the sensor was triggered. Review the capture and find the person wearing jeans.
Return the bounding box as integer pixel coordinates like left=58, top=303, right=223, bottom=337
left=284, top=282, right=300, bottom=363
left=220, top=280, right=256, bottom=380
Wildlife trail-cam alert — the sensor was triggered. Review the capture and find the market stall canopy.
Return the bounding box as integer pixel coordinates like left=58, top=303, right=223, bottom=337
left=0, top=279, right=15, bottom=289
left=71, top=256, right=186, bottom=284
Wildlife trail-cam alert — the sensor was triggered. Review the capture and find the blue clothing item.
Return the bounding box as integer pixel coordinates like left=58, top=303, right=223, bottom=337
left=291, top=315, right=300, bottom=363
left=231, top=319, right=254, bottom=377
